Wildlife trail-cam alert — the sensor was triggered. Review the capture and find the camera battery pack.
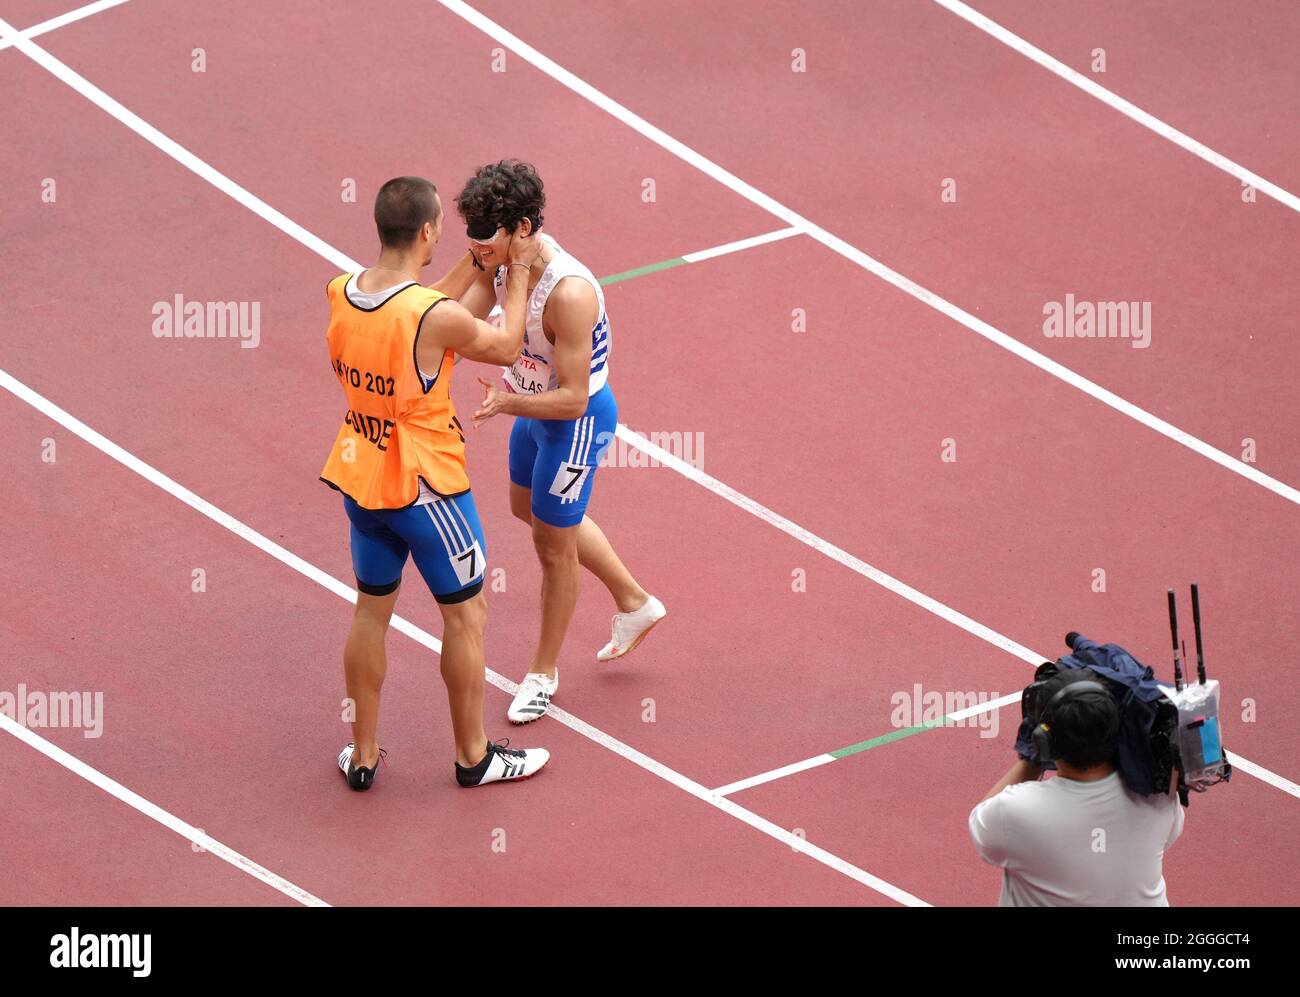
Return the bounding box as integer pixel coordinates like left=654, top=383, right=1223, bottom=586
left=1160, top=679, right=1230, bottom=790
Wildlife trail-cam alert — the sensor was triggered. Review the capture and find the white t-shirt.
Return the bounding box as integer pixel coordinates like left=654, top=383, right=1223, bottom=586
left=968, top=771, right=1184, bottom=907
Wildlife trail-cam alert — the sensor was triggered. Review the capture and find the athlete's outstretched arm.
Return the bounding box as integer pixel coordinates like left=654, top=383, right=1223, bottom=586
left=473, top=276, right=594, bottom=425
left=428, top=250, right=481, bottom=299
left=418, top=286, right=522, bottom=369
left=457, top=264, right=498, bottom=321
left=417, top=232, right=539, bottom=367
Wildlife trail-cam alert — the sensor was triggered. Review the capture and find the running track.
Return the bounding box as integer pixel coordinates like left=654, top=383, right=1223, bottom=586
left=1, top=0, right=1296, bottom=905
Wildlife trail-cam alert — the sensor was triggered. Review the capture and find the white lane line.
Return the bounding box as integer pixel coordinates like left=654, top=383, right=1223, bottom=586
left=682, top=225, right=802, bottom=263
left=947, top=690, right=1023, bottom=723
left=0, top=366, right=925, bottom=907
left=600, top=226, right=803, bottom=285
left=537, top=699, right=925, bottom=904
left=1227, top=752, right=1300, bottom=798
left=934, top=0, right=1300, bottom=214
left=0, top=15, right=356, bottom=273
left=714, top=693, right=1023, bottom=797
left=0, top=712, right=329, bottom=907
left=618, top=426, right=1044, bottom=665
left=0, top=0, right=130, bottom=53
left=714, top=755, right=838, bottom=798
left=435, top=0, right=1300, bottom=508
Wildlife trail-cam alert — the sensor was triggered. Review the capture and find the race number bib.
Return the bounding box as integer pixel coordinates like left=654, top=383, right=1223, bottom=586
left=548, top=462, right=592, bottom=501
left=451, top=541, right=485, bottom=587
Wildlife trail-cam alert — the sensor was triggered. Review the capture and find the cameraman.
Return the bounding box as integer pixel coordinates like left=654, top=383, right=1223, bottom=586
left=968, top=671, right=1184, bottom=906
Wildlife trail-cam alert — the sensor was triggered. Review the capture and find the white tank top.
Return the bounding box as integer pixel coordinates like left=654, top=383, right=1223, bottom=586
left=493, top=235, right=610, bottom=397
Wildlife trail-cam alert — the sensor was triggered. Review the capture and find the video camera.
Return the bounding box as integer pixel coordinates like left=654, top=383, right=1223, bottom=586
left=1017, top=583, right=1232, bottom=807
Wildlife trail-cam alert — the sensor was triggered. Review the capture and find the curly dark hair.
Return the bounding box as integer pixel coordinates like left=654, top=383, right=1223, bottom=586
left=456, top=159, right=545, bottom=234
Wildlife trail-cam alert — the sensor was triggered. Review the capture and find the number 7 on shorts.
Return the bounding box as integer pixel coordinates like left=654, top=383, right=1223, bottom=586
left=548, top=462, right=592, bottom=502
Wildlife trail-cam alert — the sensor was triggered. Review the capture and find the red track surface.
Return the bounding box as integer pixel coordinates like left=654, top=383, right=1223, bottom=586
left=1, top=0, right=1296, bottom=905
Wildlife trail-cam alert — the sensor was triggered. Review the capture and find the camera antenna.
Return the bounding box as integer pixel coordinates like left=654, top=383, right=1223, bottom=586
left=1191, top=582, right=1207, bottom=685
left=1167, top=589, right=1185, bottom=692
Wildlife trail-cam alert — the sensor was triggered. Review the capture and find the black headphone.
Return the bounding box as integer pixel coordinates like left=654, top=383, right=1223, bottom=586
left=1032, top=678, right=1110, bottom=765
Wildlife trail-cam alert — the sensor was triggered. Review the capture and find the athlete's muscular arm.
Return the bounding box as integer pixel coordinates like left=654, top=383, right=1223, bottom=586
left=416, top=233, right=539, bottom=368
left=428, top=250, right=481, bottom=299
left=417, top=270, right=525, bottom=369
left=474, top=276, right=594, bottom=425
left=447, top=265, right=498, bottom=367
left=457, top=263, right=499, bottom=321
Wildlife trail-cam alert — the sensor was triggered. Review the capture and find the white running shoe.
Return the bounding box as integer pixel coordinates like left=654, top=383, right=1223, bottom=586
left=507, top=671, right=559, bottom=724
left=456, top=739, right=550, bottom=787
left=597, top=595, right=667, bottom=661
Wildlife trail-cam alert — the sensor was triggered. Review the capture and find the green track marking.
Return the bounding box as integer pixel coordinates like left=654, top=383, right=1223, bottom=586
left=598, top=256, right=687, bottom=286
left=829, top=719, right=950, bottom=759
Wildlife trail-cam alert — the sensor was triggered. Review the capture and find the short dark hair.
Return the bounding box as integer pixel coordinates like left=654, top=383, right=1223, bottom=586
left=1046, top=672, right=1120, bottom=769
left=374, top=176, right=440, bottom=248
left=456, top=160, right=545, bottom=233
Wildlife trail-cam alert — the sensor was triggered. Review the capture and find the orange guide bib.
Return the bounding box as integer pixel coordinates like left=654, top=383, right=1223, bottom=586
left=319, top=273, right=468, bottom=508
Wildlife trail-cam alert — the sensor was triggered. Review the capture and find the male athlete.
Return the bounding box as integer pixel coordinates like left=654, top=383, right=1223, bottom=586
left=320, top=176, right=549, bottom=788
left=451, top=160, right=666, bottom=724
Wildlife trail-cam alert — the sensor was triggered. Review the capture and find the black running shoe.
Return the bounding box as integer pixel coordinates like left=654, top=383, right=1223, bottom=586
left=338, top=742, right=385, bottom=791
left=455, top=738, right=550, bottom=787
